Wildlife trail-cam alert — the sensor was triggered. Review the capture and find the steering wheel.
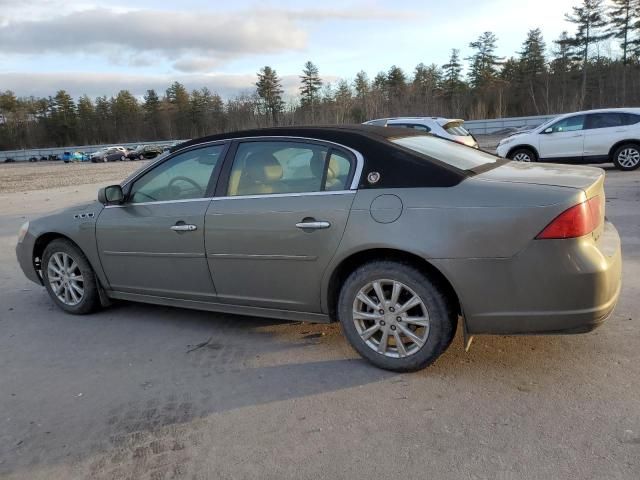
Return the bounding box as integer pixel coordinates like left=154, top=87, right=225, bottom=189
left=168, top=176, right=203, bottom=196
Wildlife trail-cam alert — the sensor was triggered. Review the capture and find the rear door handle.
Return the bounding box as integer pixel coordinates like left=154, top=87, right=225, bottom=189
left=171, top=224, right=197, bottom=232
left=296, top=221, right=330, bottom=230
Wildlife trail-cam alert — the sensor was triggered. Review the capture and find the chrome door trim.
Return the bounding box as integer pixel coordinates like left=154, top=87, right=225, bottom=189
left=104, top=197, right=212, bottom=208
left=103, top=251, right=206, bottom=258
left=207, top=253, right=318, bottom=261
left=214, top=190, right=355, bottom=201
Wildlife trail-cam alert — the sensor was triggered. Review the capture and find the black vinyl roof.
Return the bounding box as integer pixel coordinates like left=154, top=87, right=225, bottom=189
left=175, top=124, right=467, bottom=188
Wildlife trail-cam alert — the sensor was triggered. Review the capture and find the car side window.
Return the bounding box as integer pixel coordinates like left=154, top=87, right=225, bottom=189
left=622, top=113, right=640, bottom=126
left=585, top=113, right=624, bottom=130
left=392, top=123, right=431, bottom=132
left=549, top=115, right=585, bottom=133
left=228, top=141, right=348, bottom=196
left=129, top=144, right=224, bottom=203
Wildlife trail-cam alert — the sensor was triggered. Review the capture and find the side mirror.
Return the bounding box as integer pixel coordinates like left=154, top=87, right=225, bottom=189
left=543, top=127, right=553, bottom=134
left=98, top=185, right=124, bottom=205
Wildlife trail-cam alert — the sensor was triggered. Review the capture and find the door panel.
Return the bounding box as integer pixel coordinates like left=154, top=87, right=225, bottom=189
left=205, top=192, right=355, bottom=311
left=97, top=200, right=216, bottom=300
left=583, top=113, right=628, bottom=158
left=538, top=114, right=585, bottom=160
left=95, top=143, right=226, bottom=300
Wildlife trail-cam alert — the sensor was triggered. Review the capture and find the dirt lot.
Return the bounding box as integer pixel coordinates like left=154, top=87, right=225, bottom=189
left=0, top=160, right=639, bottom=480
left=0, top=161, right=150, bottom=194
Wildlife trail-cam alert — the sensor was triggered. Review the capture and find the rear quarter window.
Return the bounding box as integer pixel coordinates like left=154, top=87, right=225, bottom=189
left=391, top=135, right=498, bottom=171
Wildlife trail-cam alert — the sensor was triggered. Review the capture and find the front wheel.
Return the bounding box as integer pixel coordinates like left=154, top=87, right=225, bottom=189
left=338, top=261, right=456, bottom=372
left=508, top=148, right=536, bottom=162
left=612, top=144, right=640, bottom=171
left=42, top=239, right=100, bottom=314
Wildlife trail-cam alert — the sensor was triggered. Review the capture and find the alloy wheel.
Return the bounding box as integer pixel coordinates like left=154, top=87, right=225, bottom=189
left=47, top=252, right=84, bottom=306
left=618, top=148, right=640, bottom=168
left=352, top=279, right=430, bottom=358
left=513, top=152, right=532, bottom=162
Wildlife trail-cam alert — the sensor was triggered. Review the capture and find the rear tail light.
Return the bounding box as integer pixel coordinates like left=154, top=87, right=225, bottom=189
left=536, top=196, right=603, bottom=239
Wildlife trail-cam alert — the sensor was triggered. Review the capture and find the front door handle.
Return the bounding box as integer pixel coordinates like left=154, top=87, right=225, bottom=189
left=171, top=224, right=197, bottom=232
left=296, top=221, right=330, bottom=230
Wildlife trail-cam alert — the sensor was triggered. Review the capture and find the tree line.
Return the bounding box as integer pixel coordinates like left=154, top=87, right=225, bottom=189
left=1, top=0, right=640, bottom=150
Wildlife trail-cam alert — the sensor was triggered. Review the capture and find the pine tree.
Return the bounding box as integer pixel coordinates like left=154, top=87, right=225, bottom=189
left=386, top=65, right=407, bottom=100
left=565, top=0, right=611, bottom=106
left=466, top=32, right=503, bottom=89
left=256, top=66, right=284, bottom=125
left=609, top=0, right=638, bottom=64
left=518, top=28, right=547, bottom=113
left=442, top=49, right=464, bottom=95
left=299, top=61, right=322, bottom=119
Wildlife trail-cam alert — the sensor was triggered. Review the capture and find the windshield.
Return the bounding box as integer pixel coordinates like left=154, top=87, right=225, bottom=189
left=391, top=135, right=499, bottom=171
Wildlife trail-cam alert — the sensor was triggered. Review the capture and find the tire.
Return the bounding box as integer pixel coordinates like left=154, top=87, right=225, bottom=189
left=42, top=239, right=100, bottom=315
left=338, top=261, right=456, bottom=372
left=612, top=143, right=640, bottom=171
left=508, top=147, right=537, bottom=162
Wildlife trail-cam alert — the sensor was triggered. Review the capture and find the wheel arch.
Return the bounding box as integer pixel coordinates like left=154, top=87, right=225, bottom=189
left=506, top=144, right=539, bottom=160
left=324, top=248, right=462, bottom=323
left=608, top=139, right=640, bottom=159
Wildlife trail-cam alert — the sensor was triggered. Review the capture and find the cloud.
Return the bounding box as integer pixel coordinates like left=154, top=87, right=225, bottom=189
left=0, top=71, right=338, bottom=100
left=0, top=4, right=420, bottom=72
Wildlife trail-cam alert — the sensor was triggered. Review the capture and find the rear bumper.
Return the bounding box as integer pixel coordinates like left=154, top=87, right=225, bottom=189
left=434, top=221, right=622, bottom=335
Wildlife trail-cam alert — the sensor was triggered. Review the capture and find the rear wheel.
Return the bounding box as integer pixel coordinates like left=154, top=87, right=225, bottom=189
left=139, top=154, right=144, bottom=160
left=42, top=239, right=100, bottom=314
left=509, top=148, right=536, bottom=162
left=338, top=261, right=456, bottom=372
left=612, top=143, right=640, bottom=171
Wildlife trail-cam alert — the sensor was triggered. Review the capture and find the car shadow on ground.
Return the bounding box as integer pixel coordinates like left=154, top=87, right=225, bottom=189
left=1, top=291, right=627, bottom=477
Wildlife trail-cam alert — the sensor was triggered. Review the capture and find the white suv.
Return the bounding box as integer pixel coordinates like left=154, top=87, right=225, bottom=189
left=496, top=108, right=640, bottom=171
left=364, top=117, right=479, bottom=148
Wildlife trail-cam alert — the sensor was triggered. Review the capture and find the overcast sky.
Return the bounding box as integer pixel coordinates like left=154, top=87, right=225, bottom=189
left=0, top=0, right=611, bottom=99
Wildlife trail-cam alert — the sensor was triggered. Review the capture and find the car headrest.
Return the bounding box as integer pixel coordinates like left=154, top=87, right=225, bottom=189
left=243, top=152, right=283, bottom=183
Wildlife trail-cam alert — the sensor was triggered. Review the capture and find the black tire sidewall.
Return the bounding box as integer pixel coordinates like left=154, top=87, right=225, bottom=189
left=42, top=239, right=100, bottom=315
left=337, top=261, right=455, bottom=372
left=613, top=144, right=640, bottom=171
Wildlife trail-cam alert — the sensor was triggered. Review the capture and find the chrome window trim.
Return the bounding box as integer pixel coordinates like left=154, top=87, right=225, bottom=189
left=213, top=190, right=355, bottom=201
left=113, top=136, right=364, bottom=208
left=104, top=189, right=355, bottom=208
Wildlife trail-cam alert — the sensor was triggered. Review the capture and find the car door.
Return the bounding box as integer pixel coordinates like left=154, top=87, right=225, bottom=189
left=205, top=139, right=358, bottom=312
left=96, top=143, right=227, bottom=300
left=583, top=112, right=631, bottom=160
left=538, top=114, right=586, bottom=161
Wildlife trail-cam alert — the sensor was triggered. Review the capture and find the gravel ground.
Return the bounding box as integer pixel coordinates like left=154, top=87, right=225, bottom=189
left=0, top=161, right=150, bottom=194
left=0, top=163, right=638, bottom=480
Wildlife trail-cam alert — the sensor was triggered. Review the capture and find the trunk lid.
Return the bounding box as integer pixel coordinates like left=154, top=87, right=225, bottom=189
left=477, top=161, right=604, bottom=195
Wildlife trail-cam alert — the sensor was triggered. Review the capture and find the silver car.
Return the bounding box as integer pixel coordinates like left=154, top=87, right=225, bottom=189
left=16, top=126, right=622, bottom=371
left=364, top=117, right=479, bottom=148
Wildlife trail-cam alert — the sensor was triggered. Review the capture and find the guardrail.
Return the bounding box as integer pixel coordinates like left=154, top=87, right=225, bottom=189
left=464, top=114, right=557, bottom=135
left=0, top=139, right=188, bottom=162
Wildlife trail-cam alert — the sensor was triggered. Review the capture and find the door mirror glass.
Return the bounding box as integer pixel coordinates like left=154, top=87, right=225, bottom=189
left=98, top=185, right=124, bottom=205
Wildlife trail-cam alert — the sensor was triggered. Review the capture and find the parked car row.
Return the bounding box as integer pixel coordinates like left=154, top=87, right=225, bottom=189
left=89, top=145, right=164, bottom=163
left=366, top=108, right=640, bottom=171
